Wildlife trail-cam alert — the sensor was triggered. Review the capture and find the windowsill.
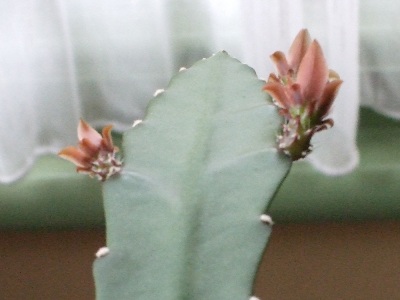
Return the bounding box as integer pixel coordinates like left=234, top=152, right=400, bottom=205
left=1, top=108, right=399, bottom=230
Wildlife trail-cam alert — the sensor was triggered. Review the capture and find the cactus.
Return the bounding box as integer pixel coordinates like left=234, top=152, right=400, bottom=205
left=92, top=52, right=292, bottom=299
left=58, top=29, right=342, bottom=299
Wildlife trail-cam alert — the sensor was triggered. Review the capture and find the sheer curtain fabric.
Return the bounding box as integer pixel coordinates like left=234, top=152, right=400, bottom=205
left=0, top=0, right=360, bottom=183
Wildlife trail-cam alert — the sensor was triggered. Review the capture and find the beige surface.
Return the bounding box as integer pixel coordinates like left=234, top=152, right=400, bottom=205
left=1, top=221, right=400, bottom=300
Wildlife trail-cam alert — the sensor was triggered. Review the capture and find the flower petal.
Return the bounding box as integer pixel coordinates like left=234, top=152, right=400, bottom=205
left=101, top=125, right=117, bottom=151
left=315, top=118, right=334, bottom=132
left=78, top=119, right=102, bottom=147
left=328, top=69, right=340, bottom=81
left=287, top=29, right=311, bottom=72
left=267, top=73, right=280, bottom=84
left=316, top=79, right=343, bottom=118
left=58, top=146, right=91, bottom=168
left=270, top=51, right=290, bottom=76
left=263, top=82, right=292, bottom=108
left=288, top=83, right=303, bottom=106
left=80, top=138, right=101, bottom=156
left=296, top=40, right=329, bottom=102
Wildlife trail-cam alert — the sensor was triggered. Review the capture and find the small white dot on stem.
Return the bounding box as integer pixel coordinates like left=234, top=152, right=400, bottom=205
left=132, top=120, right=143, bottom=127
left=153, top=89, right=165, bottom=97
left=95, top=247, right=110, bottom=258
left=260, top=214, right=274, bottom=226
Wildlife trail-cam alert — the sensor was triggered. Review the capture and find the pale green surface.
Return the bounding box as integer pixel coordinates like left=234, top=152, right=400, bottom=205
left=93, top=52, right=291, bottom=299
left=0, top=156, right=104, bottom=230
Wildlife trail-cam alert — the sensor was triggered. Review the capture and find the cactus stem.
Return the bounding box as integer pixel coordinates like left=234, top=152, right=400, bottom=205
left=95, top=247, right=110, bottom=258
left=153, top=89, right=165, bottom=97
left=132, top=120, right=143, bottom=127
left=93, top=52, right=292, bottom=299
left=260, top=214, right=274, bottom=226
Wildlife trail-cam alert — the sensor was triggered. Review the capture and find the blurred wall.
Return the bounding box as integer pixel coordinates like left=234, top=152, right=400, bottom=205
left=1, top=221, right=400, bottom=300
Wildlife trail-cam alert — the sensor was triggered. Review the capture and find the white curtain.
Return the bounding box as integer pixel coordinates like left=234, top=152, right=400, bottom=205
left=359, top=0, right=400, bottom=118
left=0, top=0, right=361, bottom=183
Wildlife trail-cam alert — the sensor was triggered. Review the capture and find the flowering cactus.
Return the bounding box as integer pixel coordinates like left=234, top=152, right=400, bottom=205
left=59, top=30, right=342, bottom=299
left=263, top=29, right=343, bottom=160
left=58, top=119, right=122, bottom=181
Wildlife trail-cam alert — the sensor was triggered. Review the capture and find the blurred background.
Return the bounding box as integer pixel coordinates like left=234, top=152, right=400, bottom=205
left=0, top=0, right=361, bottom=182
left=1, top=1, right=400, bottom=299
